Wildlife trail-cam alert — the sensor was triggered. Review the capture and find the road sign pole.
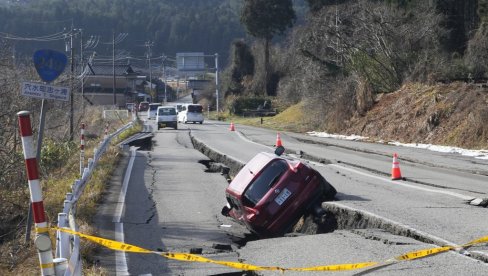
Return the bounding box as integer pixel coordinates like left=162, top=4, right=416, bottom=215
left=27, top=49, right=68, bottom=243
left=215, top=53, right=219, bottom=114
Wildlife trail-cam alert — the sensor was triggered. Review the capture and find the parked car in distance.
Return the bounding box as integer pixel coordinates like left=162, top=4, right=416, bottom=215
left=175, top=103, right=183, bottom=113
left=138, top=101, right=149, bottom=112
left=157, top=106, right=178, bottom=130
left=178, top=104, right=204, bottom=124
left=221, top=146, right=336, bottom=237
left=126, top=103, right=135, bottom=112
left=147, top=103, right=162, bottom=120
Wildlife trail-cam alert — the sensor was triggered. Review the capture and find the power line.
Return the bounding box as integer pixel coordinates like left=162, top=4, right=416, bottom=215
left=0, top=30, right=69, bottom=41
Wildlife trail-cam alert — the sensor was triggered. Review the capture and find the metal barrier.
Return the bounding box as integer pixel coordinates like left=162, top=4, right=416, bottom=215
left=55, top=117, right=135, bottom=276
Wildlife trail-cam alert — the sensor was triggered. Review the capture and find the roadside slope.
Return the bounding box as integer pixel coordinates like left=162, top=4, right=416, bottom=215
left=344, top=82, right=488, bottom=149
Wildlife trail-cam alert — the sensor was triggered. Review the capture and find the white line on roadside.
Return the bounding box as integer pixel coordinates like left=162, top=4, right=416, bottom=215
left=328, top=163, right=475, bottom=201
left=217, top=122, right=476, bottom=201
left=235, top=129, right=273, bottom=151
left=114, top=147, right=137, bottom=275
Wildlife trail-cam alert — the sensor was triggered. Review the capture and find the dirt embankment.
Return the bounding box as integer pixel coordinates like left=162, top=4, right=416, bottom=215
left=343, top=83, right=488, bottom=149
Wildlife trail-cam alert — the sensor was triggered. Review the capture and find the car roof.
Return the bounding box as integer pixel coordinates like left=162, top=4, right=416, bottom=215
left=227, top=152, right=279, bottom=194
left=158, top=106, right=176, bottom=109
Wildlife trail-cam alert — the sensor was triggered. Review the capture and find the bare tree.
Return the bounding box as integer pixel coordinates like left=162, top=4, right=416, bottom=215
left=273, top=0, right=445, bottom=132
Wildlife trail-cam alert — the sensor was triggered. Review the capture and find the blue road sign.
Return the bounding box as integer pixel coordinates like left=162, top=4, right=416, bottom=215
left=33, top=49, right=67, bottom=83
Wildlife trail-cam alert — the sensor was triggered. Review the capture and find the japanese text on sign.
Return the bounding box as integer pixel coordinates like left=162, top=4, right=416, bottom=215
left=21, top=82, right=70, bottom=102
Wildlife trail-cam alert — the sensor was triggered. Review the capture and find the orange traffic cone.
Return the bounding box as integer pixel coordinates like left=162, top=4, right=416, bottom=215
left=275, top=132, right=283, bottom=147
left=230, top=122, right=235, bottom=131
left=391, top=153, right=402, bottom=180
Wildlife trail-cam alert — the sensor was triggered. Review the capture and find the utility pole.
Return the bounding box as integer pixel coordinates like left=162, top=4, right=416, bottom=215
left=145, top=41, right=154, bottom=102
left=215, top=53, right=219, bottom=113
left=69, top=27, right=75, bottom=141
left=79, top=29, right=84, bottom=114
left=162, top=56, right=167, bottom=101
left=112, top=31, right=116, bottom=107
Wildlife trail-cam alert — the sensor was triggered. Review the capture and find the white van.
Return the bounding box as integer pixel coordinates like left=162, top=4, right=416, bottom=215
left=156, top=106, right=178, bottom=130
left=147, top=103, right=162, bottom=120
left=178, top=104, right=204, bottom=124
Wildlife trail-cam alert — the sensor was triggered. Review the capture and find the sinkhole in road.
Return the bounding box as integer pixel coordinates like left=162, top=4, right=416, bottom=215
left=190, top=135, right=488, bottom=263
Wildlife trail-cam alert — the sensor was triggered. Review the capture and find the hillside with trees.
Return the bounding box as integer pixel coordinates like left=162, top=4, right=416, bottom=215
left=0, top=0, right=247, bottom=64
left=1, top=0, right=488, bottom=273
left=219, top=0, right=488, bottom=148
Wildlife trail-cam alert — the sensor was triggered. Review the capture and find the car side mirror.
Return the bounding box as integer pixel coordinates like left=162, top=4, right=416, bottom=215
left=274, top=146, right=285, bottom=156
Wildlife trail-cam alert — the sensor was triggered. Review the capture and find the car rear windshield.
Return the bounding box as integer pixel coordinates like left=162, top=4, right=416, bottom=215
left=188, top=105, right=203, bottom=113
left=158, top=108, right=176, bottom=115
left=243, top=159, right=288, bottom=206
left=149, top=104, right=161, bottom=111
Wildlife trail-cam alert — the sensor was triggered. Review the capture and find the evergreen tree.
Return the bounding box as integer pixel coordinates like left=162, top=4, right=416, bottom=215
left=241, top=0, right=295, bottom=95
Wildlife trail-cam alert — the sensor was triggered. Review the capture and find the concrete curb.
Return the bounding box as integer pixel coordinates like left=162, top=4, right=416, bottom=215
left=189, top=131, right=488, bottom=263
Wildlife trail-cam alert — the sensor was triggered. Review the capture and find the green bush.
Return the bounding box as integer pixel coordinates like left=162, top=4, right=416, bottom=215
left=229, top=97, right=273, bottom=114
left=40, top=139, right=77, bottom=174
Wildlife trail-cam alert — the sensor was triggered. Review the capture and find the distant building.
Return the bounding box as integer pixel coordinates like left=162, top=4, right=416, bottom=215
left=82, top=63, right=147, bottom=107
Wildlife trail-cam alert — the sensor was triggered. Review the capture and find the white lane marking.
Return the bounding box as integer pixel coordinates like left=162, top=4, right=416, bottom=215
left=114, top=147, right=136, bottom=275
left=214, top=122, right=476, bottom=201
left=115, top=223, right=128, bottom=275
left=212, top=122, right=273, bottom=150
left=328, top=163, right=474, bottom=201
left=235, top=130, right=273, bottom=150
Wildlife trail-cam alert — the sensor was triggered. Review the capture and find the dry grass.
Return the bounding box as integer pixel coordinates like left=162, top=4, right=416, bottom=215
left=219, top=82, right=488, bottom=150
left=224, top=102, right=310, bottom=133
left=0, top=110, right=142, bottom=275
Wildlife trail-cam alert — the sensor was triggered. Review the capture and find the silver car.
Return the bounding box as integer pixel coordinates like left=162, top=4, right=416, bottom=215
left=157, top=106, right=178, bottom=130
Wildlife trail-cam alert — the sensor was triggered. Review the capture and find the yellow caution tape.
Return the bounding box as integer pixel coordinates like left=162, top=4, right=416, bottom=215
left=36, top=227, right=50, bottom=234
left=40, top=263, right=55, bottom=269
left=462, top=235, right=488, bottom=248
left=395, top=246, right=453, bottom=261
left=52, top=227, right=488, bottom=272
left=52, top=227, right=152, bottom=254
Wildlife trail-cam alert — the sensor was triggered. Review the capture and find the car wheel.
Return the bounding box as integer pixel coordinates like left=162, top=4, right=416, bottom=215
left=184, top=117, right=187, bottom=124
left=199, top=121, right=203, bottom=124
left=174, top=124, right=178, bottom=130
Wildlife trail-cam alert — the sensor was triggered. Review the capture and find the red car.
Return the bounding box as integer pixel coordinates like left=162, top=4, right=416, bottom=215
left=138, top=101, right=149, bottom=112
left=221, top=147, right=336, bottom=237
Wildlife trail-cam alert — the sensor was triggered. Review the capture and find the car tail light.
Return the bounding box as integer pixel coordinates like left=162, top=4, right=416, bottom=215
left=244, top=206, right=260, bottom=222
left=288, top=161, right=303, bottom=173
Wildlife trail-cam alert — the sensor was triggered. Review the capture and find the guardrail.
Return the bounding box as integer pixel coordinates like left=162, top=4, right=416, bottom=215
left=54, top=117, right=135, bottom=276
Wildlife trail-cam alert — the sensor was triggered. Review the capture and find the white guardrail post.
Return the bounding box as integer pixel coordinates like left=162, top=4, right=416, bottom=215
left=55, top=120, right=134, bottom=275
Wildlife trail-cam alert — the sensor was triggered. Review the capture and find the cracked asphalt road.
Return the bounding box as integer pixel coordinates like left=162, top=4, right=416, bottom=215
left=95, top=119, right=488, bottom=275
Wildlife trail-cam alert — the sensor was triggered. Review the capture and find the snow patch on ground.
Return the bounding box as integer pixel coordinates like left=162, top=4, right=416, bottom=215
left=307, top=131, right=488, bottom=160
left=307, top=131, right=369, bottom=141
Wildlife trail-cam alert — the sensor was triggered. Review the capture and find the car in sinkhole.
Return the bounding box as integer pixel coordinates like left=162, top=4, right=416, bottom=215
left=221, top=146, right=337, bottom=237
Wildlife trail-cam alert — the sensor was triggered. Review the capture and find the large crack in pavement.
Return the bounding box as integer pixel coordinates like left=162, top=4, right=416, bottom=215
left=145, top=152, right=158, bottom=225
left=189, top=133, right=488, bottom=264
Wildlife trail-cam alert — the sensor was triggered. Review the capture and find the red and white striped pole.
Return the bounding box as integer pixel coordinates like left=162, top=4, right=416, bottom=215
left=17, top=111, right=55, bottom=276
left=80, top=123, right=85, bottom=176
left=104, top=123, right=109, bottom=139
